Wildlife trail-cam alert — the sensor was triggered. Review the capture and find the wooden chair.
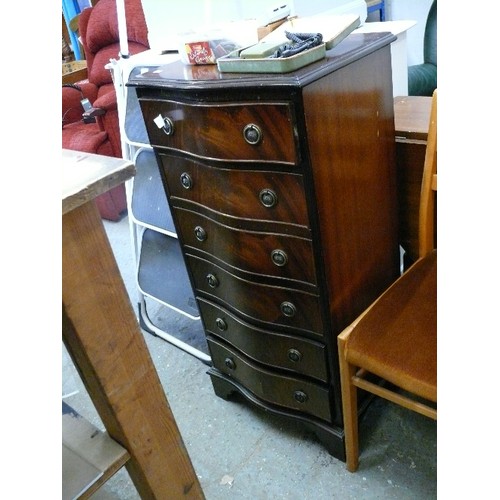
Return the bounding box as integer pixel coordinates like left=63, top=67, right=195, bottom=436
left=338, top=89, right=437, bottom=472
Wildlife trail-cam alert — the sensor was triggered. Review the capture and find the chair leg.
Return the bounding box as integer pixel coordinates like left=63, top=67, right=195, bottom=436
left=338, top=335, right=359, bottom=472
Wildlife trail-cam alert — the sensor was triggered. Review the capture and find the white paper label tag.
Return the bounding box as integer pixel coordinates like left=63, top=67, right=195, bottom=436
left=153, top=114, right=164, bottom=129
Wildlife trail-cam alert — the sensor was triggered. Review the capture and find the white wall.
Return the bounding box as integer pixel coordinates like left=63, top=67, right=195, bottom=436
left=141, top=0, right=367, bottom=50
left=290, top=0, right=366, bottom=20
left=141, top=0, right=278, bottom=49
left=140, top=0, right=435, bottom=66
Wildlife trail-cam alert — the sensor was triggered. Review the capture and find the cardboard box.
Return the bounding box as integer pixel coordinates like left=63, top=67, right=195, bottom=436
left=62, top=60, right=87, bottom=84
left=257, top=18, right=289, bottom=41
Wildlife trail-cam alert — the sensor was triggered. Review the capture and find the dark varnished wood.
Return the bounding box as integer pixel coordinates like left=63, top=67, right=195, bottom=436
left=301, top=44, right=400, bottom=333
left=131, top=32, right=399, bottom=460
left=174, top=208, right=317, bottom=286
left=140, top=99, right=298, bottom=164
left=129, top=33, right=395, bottom=91
left=394, top=96, right=432, bottom=141
left=159, top=153, right=310, bottom=233
left=187, top=253, right=324, bottom=337
left=198, top=297, right=328, bottom=382
left=396, top=140, right=427, bottom=265
left=208, top=370, right=346, bottom=459
left=208, top=337, right=332, bottom=422
left=394, top=96, right=432, bottom=266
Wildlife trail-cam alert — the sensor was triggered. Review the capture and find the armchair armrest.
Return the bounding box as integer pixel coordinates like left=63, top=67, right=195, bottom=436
left=92, top=87, right=117, bottom=113
left=62, top=81, right=99, bottom=125
left=82, top=106, right=106, bottom=124
left=81, top=87, right=117, bottom=128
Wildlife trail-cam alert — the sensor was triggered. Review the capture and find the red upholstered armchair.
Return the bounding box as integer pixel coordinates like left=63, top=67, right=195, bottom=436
left=62, top=0, right=149, bottom=221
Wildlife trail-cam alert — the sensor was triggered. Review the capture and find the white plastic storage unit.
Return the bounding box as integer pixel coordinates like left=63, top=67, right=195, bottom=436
left=120, top=60, right=210, bottom=364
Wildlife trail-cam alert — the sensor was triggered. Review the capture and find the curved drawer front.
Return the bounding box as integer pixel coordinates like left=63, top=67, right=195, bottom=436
left=208, top=338, right=332, bottom=422
left=175, top=208, right=316, bottom=285
left=161, top=154, right=309, bottom=229
left=199, top=298, right=328, bottom=382
left=140, top=98, right=298, bottom=164
left=188, top=254, right=324, bottom=337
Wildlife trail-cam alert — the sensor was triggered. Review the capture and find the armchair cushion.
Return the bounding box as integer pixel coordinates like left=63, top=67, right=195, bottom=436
left=81, top=0, right=149, bottom=86
left=63, top=126, right=113, bottom=156
left=84, top=0, right=149, bottom=52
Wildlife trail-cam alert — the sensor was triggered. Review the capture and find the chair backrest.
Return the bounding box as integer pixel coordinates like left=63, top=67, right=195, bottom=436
left=79, top=0, right=150, bottom=88
left=423, top=0, right=437, bottom=66
left=418, top=89, right=437, bottom=257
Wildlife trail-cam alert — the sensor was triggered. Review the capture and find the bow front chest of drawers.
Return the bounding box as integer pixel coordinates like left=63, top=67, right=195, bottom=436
left=129, top=32, right=400, bottom=460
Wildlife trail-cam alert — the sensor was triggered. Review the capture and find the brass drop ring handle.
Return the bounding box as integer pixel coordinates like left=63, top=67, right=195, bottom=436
left=206, top=273, right=219, bottom=288
left=280, top=301, right=296, bottom=317
left=271, top=249, right=288, bottom=267
left=194, top=226, right=207, bottom=242
left=288, top=349, right=302, bottom=363
left=243, top=123, right=262, bottom=145
left=294, top=390, right=308, bottom=403
left=259, top=189, right=277, bottom=208
left=215, top=317, right=228, bottom=331
left=162, top=117, right=174, bottom=136
left=224, top=357, right=236, bottom=370
left=153, top=114, right=174, bottom=136
left=180, top=172, right=193, bottom=189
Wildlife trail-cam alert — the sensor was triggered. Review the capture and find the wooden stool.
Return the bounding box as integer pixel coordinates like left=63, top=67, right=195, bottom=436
left=62, top=149, right=205, bottom=499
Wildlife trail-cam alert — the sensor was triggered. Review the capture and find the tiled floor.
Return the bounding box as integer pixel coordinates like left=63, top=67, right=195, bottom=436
left=62, top=215, right=437, bottom=499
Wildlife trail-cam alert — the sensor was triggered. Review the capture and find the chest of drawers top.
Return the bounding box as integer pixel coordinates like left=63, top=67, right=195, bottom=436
left=128, top=32, right=395, bottom=93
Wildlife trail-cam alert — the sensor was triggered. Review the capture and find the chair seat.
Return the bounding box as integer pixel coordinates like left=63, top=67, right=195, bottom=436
left=62, top=123, right=113, bottom=157
left=345, top=250, right=437, bottom=401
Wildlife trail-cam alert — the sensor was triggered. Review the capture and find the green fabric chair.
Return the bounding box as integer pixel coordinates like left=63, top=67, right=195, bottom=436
left=408, top=0, right=437, bottom=96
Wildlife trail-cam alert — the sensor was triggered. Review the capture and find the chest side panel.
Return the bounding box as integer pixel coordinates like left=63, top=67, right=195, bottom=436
left=302, top=45, right=400, bottom=334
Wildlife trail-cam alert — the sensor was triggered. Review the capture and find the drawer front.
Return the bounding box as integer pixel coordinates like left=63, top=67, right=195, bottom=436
left=140, top=99, right=298, bottom=164
left=160, top=153, right=310, bottom=229
left=188, top=254, right=324, bottom=337
left=199, top=298, right=328, bottom=382
left=175, top=208, right=317, bottom=285
left=208, top=337, right=332, bottom=423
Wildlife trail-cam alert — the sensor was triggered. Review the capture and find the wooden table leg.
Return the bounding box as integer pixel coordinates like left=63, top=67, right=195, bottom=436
left=62, top=200, right=204, bottom=499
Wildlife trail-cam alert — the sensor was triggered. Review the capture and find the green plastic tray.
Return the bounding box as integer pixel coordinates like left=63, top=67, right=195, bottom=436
left=217, top=43, right=326, bottom=74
